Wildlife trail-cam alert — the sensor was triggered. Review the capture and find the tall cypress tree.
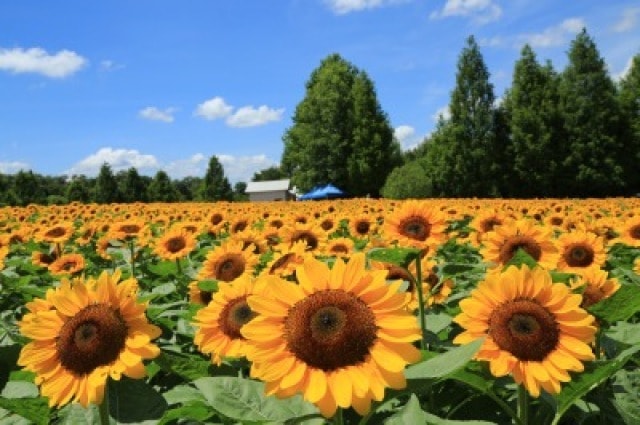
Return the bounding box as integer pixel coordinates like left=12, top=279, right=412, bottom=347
left=618, top=54, right=640, bottom=194
left=94, top=163, right=120, bottom=204
left=281, top=53, right=398, bottom=196
left=431, top=36, right=498, bottom=197
left=558, top=29, right=625, bottom=196
left=503, top=45, right=563, bottom=197
left=198, top=155, right=233, bottom=201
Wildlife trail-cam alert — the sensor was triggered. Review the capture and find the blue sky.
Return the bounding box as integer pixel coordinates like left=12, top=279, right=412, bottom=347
left=1, top=1, right=638, bottom=184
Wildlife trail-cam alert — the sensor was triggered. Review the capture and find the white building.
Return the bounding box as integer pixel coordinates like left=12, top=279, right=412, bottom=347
left=245, top=179, right=294, bottom=202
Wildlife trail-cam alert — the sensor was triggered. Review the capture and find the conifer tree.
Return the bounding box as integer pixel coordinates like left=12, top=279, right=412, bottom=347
left=618, top=54, right=640, bottom=194
left=558, top=29, right=625, bottom=196
left=94, top=163, right=120, bottom=204
left=198, top=155, right=233, bottom=201
left=148, top=170, right=179, bottom=202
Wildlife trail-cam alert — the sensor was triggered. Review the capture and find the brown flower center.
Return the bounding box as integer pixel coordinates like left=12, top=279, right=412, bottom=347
left=564, top=243, right=594, bottom=267
left=215, top=254, right=246, bottom=282
left=45, top=227, right=66, bottom=238
left=166, top=237, right=187, bottom=253
left=57, top=304, right=128, bottom=376
left=489, top=299, right=559, bottom=361
left=210, top=213, right=223, bottom=225
left=329, top=244, right=349, bottom=254
left=319, top=219, right=334, bottom=231
left=291, top=231, right=319, bottom=251
left=498, top=236, right=542, bottom=264
left=355, top=221, right=371, bottom=235
left=399, top=216, right=431, bottom=241
left=629, top=225, right=640, bottom=240
left=269, top=253, right=295, bottom=274
left=284, top=290, right=377, bottom=371
left=218, top=297, right=256, bottom=339
left=581, top=285, right=606, bottom=308
left=481, top=218, right=501, bottom=233
left=120, top=224, right=142, bottom=234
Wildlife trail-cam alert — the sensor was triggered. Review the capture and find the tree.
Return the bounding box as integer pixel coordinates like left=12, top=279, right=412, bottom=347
left=118, top=167, right=149, bottom=203
left=93, top=163, right=121, bottom=204
left=174, top=176, right=203, bottom=201
left=381, top=160, right=434, bottom=199
left=618, top=53, right=640, bottom=194
left=12, top=170, right=43, bottom=206
left=281, top=53, right=399, bottom=197
left=233, top=182, right=249, bottom=201
left=197, top=156, right=233, bottom=201
left=425, top=36, right=500, bottom=197
left=65, top=175, right=92, bottom=203
left=557, top=29, right=625, bottom=196
left=502, top=46, right=563, bottom=197
left=148, top=170, right=179, bottom=202
left=252, top=166, right=287, bottom=181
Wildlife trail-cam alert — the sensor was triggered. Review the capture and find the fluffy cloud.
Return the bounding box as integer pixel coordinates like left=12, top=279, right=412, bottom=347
left=430, top=0, right=502, bottom=25
left=65, top=147, right=160, bottom=177
left=394, top=125, right=422, bottom=151
left=226, top=105, right=284, bottom=128
left=99, top=60, right=125, bottom=72
left=613, top=7, right=640, bottom=32
left=216, top=154, right=277, bottom=184
left=195, top=97, right=284, bottom=127
left=164, top=154, right=208, bottom=179
left=139, top=106, right=176, bottom=123
left=0, top=161, right=30, bottom=174
left=194, top=97, right=233, bottom=120
left=325, top=0, right=406, bottom=15
left=0, top=47, right=86, bottom=78
left=432, top=105, right=451, bottom=122
left=518, top=18, right=585, bottom=48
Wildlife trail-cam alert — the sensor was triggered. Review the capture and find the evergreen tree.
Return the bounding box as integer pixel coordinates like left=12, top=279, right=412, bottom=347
left=174, top=176, right=202, bottom=201
left=148, top=170, right=179, bottom=202
left=503, top=46, right=563, bottom=197
left=252, top=166, right=287, bottom=181
left=426, top=36, right=499, bottom=197
left=558, top=29, right=625, bottom=196
left=281, top=53, right=398, bottom=196
left=233, top=182, right=249, bottom=201
left=198, top=156, right=233, bottom=201
left=119, top=167, right=149, bottom=203
left=12, top=170, right=42, bottom=206
left=618, top=54, right=640, bottom=194
left=93, top=163, right=121, bottom=204
left=66, top=175, right=92, bottom=203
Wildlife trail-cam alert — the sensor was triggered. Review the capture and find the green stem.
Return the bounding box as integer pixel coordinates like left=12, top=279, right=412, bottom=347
left=98, top=383, right=110, bottom=425
left=486, top=391, right=521, bottom=425
left=176, top=258, right=183, bottom=276
left=517, top=385, right=529, bottom=425
left=333, top=407, right=344, bottom=425
left=413, top=256, right=427, bottom=351
left=129, top=240, right=136, bottom=277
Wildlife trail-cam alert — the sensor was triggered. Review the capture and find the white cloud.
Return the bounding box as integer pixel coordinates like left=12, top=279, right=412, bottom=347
left=430, top=0, right=502, bottom=25
left=216, top=154, right=277, bottom=184
left=518, top=18, right=585, bottom=48
left=65, top=147, right=160, bottom=177
left=613, top=7, right=640, bottom=33
left=394, top=125, right=423, bottom=151
left=226, top=105, right=285, bottom=127
left=194, top=97, right=233, bottom=120
left=164, top=154, right=208, bottom=179
left=0, top=161, right=30, bottom=174
left=325, top=0, right=406, bottom=14
left=139, top=106, right=176, bottom=123
left=99, top=60, right=125, bottom=72
left=432, top=105, right=451, bottom=122
left=614, top=57, right=634, bottom=81
left=0, top=47, right=86, bottom=78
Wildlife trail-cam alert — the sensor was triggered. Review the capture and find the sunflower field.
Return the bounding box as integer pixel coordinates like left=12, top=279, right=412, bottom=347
left=1, top=198, right=639, bottom=425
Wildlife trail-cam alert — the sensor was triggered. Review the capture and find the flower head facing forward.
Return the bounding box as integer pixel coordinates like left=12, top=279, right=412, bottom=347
left=242, top=253, right=421, bottom=418
left=17, top=270, right=161, bottom=407
left=454, top=265, right=597, bottom=397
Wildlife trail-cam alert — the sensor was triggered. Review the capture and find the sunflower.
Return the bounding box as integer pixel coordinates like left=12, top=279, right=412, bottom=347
left=193, top=275, right=263, bottom=365
left=198, top=239, right=259, bottom=282
left=229, top=228, right=269, bottom=255
left=348, top=214, right=378, bottom=239
left=261, top=240, right=311, bottom=279
left=152, top=227, right=197, bottom=261
left=242, top=253, right=421, bottom=418
left=48, top=253, right=86, bottom=276
left=554, top=230, right=606, bottom=274
left=635, top=258, right=640, bottom=276
left=468, top=208, right=507, bottom=247
left=188, top=280, right=215, bottom=305
left=108, top=219, right=147, bottom=241
left=323, top=237, right=356, bottom=259
left=17, top=270, right=161, bottom=407
left=480, top=218, right=560, bottom=270
left=570, top=268, right=621, bottom=309
left=407, top=258, right=454, bottom=309
left=35, top=222, right=75, bottom=245
left=281, top=222, right=328, bottom=253
left=382, top=200, right=448, bottom=250
left=453, top=265, right=597, bottom=397
left=31, top=250, right=58, bottom=268
left=613, top=216, right=640, bottom=247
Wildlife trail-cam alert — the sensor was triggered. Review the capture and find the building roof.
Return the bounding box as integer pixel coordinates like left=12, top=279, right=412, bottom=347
left=245, top=179, right=291, bottom=193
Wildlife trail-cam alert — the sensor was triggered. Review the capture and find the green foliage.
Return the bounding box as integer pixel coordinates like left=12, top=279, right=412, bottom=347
left=118, top=167, right=149, bottom=203
left=252, top=165, right=287, bottom=181
left=282, top=53, right=399, bottom=197
left=617, top=53, right=640, bottom=193
left=197, top=155, right=233, bottom=201
left=381, top=159, right=434, bottom=199
left=93, top=163, right=121, bottom=204
left=148, top=170, right=180, bottom=202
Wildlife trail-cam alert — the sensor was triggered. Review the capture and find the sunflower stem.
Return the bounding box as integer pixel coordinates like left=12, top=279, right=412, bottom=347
left=98, top=383, right=111, bottom=425
left=332, top=407, right=344, bottom=425
left=517, top=384, right=529, bottom=425
left=175, top=258, right=183, bottom=276
left=129, top=240, right=136, bottom=278
left=413, top=255, right=427, bottom=351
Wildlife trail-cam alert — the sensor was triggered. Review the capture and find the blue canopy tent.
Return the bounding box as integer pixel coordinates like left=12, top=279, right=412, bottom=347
left=298, top=184, right=345, bottom=200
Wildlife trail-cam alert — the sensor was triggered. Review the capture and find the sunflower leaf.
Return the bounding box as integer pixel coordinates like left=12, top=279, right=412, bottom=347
left=158, top=401, right=215, bottom=425
left=503, top=248, right=537, bottom=269
left=107, top=376, right=167, bottom=423
left=367, top=247, right=421, bottom=267
left=197, top=280, right=219, bottom=292
left=0, top=397, right=49, bottom=425
left=405, top=337, right=485, bottom=380
left=587, top=285, right=640, bottom=323
left=611, top=369, right=640, bottom=424
left=386, top=394, right=497, bottom=425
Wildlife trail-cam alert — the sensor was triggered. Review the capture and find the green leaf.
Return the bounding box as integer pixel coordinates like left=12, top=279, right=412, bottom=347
left=0, top=345, right=21, bottom=393
left=504, top=248, right=537, bottom=269
left=194, top=376, right=321, bottom=424
left=611, top=369, right=640, bottom=425
left=0, top=397, right=49, bottom=425
left=587, top=285, right=640, bottom=323
left=405, top=337, right=484, bottom=380
left=158, top=401, right=214, bottom=425
left=153, top=351, right=217, bottom=381
left=55, top=403, right=101, bottom=425
left=108, top=377, right=167, bottom=423
left=146, top=261, right=178, bottom=277
left=367, top=247, right=422, bottom=267
left=384, top=394, right=429, bottom=424
left=550, top=344, right=640, bottom=424
left=162, top=384, right=207, bottom=406
left=606, top=321, right=640, bottom=346
left=0, top=382, right=38, bottom=399
left=198, top=279, right=219, bottom=292
left=425, top=313, right=453, bottom=335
